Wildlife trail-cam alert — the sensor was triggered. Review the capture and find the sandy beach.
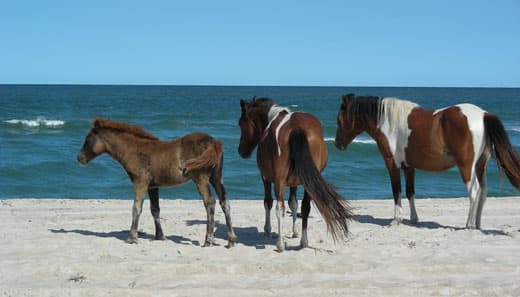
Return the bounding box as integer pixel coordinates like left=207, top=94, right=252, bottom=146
left=1, top=197, right=519, bottom=296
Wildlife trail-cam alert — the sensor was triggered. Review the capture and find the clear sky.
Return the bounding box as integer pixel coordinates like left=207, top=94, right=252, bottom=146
left=1, top=1, right=519, bottom=87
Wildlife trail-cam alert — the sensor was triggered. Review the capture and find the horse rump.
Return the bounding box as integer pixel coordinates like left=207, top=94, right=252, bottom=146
left=289, top=130, right=353, bottom=240
left=183, top=135, right=223, bottom=175
left=484, top=114, right=520, bottom=189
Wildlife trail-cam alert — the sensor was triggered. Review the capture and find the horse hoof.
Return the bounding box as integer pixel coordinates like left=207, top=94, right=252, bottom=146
left=292, top=232, right=299, bottom=238
left=227, top=235, right=237, bottom=247
left=276, top=241, right=286, bottom=253
left=202, top=241, right=214, bottom=247
left=155, top=235, right=166, bottom=241
left=390, top=219, right=401, bottom=226
left=126, top=237, right=138, bottom=244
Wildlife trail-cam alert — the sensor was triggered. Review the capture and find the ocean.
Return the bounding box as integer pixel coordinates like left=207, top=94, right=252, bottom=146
left=1, top=85, right=519, bottom=200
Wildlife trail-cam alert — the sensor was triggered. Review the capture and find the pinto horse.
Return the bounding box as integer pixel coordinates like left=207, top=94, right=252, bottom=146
left=238, top=98, right=353, bottom=251
left=335, top=94, right=520, bottom=229
left=77, top=118, right=236, bottom=247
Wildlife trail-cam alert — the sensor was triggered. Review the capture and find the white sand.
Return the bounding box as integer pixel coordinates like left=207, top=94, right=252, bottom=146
left=1, top=197, right=519, bottom=297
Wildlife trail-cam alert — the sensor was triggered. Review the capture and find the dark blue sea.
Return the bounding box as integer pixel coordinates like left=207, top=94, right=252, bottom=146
left=1, top=85, right=519, bottom=200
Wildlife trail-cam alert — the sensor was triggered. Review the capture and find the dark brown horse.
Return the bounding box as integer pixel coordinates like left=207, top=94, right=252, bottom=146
left=335, top=94, right=520, bottom=229
left=239, top=98, right=353, bottom=252
left=77, top=118, right=236, bottom=247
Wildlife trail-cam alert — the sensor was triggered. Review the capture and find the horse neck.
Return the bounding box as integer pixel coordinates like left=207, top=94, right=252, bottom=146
left=98, top=129, right=142, bottom=165
left=252, top=109, right=271, bottom=134
left=363, top=118, right=382, bottom=140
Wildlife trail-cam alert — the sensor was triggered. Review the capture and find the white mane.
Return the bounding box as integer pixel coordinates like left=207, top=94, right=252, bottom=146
left=265, top=104, right=292, bottom=156
left=378, top=98, right=419, bottom=167
left=267, top=105, right=291, bottom=125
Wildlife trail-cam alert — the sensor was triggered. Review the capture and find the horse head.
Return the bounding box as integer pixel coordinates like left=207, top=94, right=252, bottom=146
left=238, top=97, right=273, bottom=158
left=335, top=94, right=365, bottom=150
left=77, top=119, right=107, bottom=165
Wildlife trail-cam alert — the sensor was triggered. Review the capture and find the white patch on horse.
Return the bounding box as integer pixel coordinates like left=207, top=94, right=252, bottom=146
left=432, top=106, right=448, bottom=115
left=458, top=104, right=486, bottom=228
left=266, top=105, right=292, bottom=156
left=266, top=105, right=290, bottom=130
left=458, top=104, right=486, bottom=180
left=392, top=195, right=403, bottom=225
left=378, top=98, right=419, bottom=168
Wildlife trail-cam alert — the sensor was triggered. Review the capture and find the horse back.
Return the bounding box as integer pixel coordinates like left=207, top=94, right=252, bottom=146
left=258, top=112, right=328, bottom=184
left=148, top=133, right=221, bottom=187
left=179, top=133, right=221, bottom=160
left=405, top=105, right=483, bottom=171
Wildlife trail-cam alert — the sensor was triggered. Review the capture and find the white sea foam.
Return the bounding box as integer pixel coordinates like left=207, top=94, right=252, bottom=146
left=4, top=117, right=65, bottom=127
left=353, top=138, right=377, bottom=144
left=324, top=137, right=376, bottom=145
left=511, top=126, right=520, bottom=133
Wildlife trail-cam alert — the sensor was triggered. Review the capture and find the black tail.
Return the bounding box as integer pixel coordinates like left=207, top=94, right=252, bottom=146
left=484, top=114, right=520, bottom=189
left=289, top=130, right=353, bottom=240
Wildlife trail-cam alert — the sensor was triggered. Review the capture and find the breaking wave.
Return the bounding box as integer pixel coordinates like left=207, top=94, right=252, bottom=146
left=4, top=117, right=65, bottom=128
left=324, top=137, right=376, bottom=145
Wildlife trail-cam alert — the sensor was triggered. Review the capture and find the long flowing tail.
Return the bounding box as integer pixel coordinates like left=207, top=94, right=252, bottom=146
left=184, top=139, right=223, bottom=173
left=484, top=114, right=520, bottom=189
left=289, top=130, right=353, bottom=240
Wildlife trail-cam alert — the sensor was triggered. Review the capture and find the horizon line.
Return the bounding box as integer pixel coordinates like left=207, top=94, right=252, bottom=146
left=1, top=83, right=519, bottom=89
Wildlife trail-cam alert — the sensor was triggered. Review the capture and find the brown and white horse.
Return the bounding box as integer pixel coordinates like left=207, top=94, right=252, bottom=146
left=335, top=94, right=520, bottom=229
left=77, top=118, right=236, bottom=247
left=239, top=98, right=353, bottom=251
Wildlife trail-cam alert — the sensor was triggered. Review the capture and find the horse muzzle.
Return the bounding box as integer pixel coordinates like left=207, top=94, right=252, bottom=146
left=334, top=139, right=347, bottom=151
left=238, top=147, right=252, bottom=159
left=77, top=153, right=89, bottom=165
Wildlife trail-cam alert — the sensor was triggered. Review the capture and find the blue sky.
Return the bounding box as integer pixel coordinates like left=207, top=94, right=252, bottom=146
left=1, top=1, right=519, bottom=87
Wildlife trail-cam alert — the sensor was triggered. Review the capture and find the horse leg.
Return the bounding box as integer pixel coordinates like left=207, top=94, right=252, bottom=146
left=127, top=183, right=147, bottom=243
left=475, top=155, right=489, bottom=229
left=148, top=188, right=165, bottom=240
left=263, top=178, right=273, bottom=236
left=288, top=186, right=298, bottom=238
left=403, top=167, right=419, bottom=224
left=458, top=162, right=481, bottom=229
left=385, top=159, right=402, bottom=225
left=209, top=167, right=236, bottom=248
left=300, top=191, right=311, bottom=248
left=194, top=174, right=216, bottom=247
left=274, top=182, right=287, bottom=252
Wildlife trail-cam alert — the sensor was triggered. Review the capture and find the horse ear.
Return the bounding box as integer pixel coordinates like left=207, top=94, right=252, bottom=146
left=92, top=118, right=100, bottom=128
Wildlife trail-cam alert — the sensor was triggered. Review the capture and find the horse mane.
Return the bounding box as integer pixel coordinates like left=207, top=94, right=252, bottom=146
left=92, top=118, right=160, bottom=140
left=344, top=94, right=381, bottom=124
left=343, top=94, right=419, bottom=129
left=248, top=97, right=275, bottom=110
left=378, top=98, right=419, bottom=130
left=267, top=104, right=291, bottom=123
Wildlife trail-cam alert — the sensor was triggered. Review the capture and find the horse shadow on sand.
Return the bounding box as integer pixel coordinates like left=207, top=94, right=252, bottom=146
left=49, top=228, right=202, bottom=246
left=48, top=220, right=285, bottom=249
left=186, top=219, right=283, bottom=250
left=354, top=214, right=510, bottom=236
